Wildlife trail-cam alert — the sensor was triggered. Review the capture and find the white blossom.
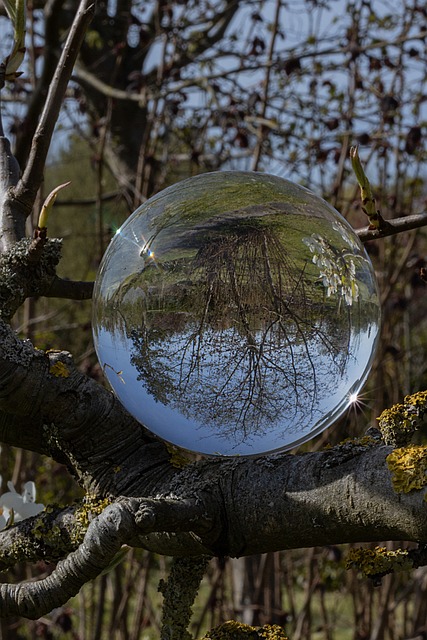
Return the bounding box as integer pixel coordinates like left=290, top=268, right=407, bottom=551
left=303, top=234, right=359, bottom=306
left=0, top=478, right=44, bottom=528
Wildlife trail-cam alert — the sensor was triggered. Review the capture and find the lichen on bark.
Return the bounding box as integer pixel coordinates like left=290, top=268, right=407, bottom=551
left=346, top=546, right=413, bottom=583
left=377, top=391, right=427, bottom=446
left=386, top=445, right=427, bottom=495
left=159, top=555, right=211, bottom=640
left=0, top=237, right=62, bottom=319
left=200, top=621, right=289, bottom=639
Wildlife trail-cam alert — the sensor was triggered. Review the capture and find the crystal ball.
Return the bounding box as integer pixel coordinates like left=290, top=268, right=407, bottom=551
left=92, top=171, right=380, bottom=456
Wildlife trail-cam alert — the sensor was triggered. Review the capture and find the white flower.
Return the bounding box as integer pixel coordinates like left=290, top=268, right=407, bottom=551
left=0, top=478, right=44, bottom=528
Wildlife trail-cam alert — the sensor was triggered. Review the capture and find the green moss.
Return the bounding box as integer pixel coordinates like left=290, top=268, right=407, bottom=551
left=377, top=390, right=427, bottom=446
left=386, top=445, right=427, bottom=495
left=200, top=621, right=288, bottom=639
left=28, top=495, right=110, bottom=549
left=346, top=546, right=413, bottom=579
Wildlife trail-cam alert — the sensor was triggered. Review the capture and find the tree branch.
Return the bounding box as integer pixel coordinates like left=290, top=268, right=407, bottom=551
left=159, top=556, right=211, bottom=640
left=0, top=318, right=173, bottom=495
left=44, top=275, right=94, bottom=300
left=12, top=0, right=95, bottom=216
left=0, top=135, right=22, bottom=251
left=13, top=0, right=67, bottom=168
left=2, top=309, right=427, bottom=618
left=0, top=496, right=211, bottom=619
left=0, top=441, right=427, bottom=619
left=356, top=212, right=427, bottom=242
left=73, top=65, right=148, bottom=102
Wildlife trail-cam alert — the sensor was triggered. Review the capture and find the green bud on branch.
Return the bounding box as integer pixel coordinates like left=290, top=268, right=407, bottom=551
left=37, top=182, right=71, bottom=232
left=350, top=146, right=389, bottom=231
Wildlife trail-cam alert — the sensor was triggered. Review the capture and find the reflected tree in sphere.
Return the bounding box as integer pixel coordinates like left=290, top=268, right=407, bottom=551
left=93, top=172, right=381, bottom=455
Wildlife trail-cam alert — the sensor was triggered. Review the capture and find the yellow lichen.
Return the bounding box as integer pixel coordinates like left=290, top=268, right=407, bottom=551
left=49, top=361, right=70, bottom=378
left=404, top=390, right=427, bottom=408
left=200, top=621, right=288, bottom=639
left=377, top=390, right=427, bottom=446
left=346, top=546, right=413, bottom=578
left=336, top=435, right=378, bottom=448
left=165, top=442, right=193, bottom=468
left=71, top=495, right=112, bottom=545
left=0, top=498, right=113, bottom=569
left=386, top=445, right=427, bottom=494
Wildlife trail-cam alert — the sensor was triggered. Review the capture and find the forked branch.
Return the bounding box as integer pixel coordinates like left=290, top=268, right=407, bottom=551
left=0, top=497, right=209, bottom=619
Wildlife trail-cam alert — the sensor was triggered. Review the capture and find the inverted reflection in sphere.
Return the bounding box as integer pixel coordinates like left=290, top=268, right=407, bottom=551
left=92, top=171, right=380, bottom=456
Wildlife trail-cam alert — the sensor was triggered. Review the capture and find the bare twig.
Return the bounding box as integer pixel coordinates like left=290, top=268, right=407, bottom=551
left=13, top=0, right=95, bottom=213
left=356, top=212, right=427, bottom=243
left=250, top=0, right=282, bottom=171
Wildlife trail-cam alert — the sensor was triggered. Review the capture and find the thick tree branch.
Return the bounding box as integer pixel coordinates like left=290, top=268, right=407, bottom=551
left=0, top=410, right=48, bottom=455
left=0, top=318, right=174, bottom=495
left=0, top=503, right=85, bottom=571
left=0, top=441, right=427, bottom=618
left=44, top=275, right=94, bottom=300
left=2, top=314, right=427, bottom=617
left=1, top=320, right=427, bottom=556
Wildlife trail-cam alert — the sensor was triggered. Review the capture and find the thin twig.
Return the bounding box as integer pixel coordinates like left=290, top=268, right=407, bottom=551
left=356, top=212, right=427, bottom=243
left=250, top=0, right=282, bottom=172
left=13, top=0, right=95, bottom=211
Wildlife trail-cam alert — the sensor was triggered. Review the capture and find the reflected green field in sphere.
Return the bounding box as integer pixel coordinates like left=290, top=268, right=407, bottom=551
left=92, top=171, right=380, bottom=456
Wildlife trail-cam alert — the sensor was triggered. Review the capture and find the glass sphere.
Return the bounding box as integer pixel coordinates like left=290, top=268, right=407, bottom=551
left=92, top=171, right=380, bottom=456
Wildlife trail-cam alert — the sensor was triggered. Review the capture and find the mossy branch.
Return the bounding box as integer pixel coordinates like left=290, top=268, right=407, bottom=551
left=346, top=546, right=413, bottom=586
left=0, top=497, right=211, bottom=619
left=377, top=390, right=427, bottom=446
left=159, top=556, right=211, bottom=640
left=346, top=544, right=427, bottom=586
left=0, top=497, right=111, bottom=571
